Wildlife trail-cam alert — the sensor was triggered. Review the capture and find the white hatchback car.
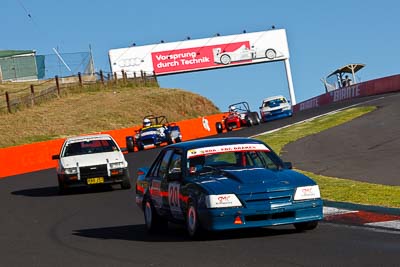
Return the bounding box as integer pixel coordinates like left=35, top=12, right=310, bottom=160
left=52, top=134, right=131, bottom=194
left=259, top=95, right=293, bottom=122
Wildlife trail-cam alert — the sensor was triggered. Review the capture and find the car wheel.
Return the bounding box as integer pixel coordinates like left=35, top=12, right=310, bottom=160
left=120, top=176, right=131, bottom=190
left=220, top=54, right=231, bottom=65
left=294, top=220, right=319, bottom=232
left=137, top=143, right=144, bottom=151
left=126, top=139, right=135, bottom=152
left=265, top=49, right=276, bottom=59
left=253, top=113, right=261, bottom=125
left=186, top=201, right=202, bottom=238
left=166, top=133, right=173, bottom=145
left=144, top=198, right=168, bottom=233
left=215, top=122, right=223, bottom=134
left=58, top=178, right=68, bottom=195
left=246, top=118, right=253, bottom=127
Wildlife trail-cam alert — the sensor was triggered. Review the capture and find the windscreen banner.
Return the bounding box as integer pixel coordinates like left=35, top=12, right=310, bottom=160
left=109, top=29, right=289, bottom=77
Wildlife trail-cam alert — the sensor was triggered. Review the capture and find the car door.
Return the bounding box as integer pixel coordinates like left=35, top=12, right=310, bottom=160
left=148, top=149, right=173, bottom=214
left=160, top=149, right=185, bottom=220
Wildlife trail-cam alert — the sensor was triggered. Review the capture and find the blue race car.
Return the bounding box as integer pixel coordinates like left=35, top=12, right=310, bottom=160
left=126, top=115, right=182, bottom=152
left=259, top=95, right=293, bottom=122
left=135, top=137, right=323, bottom=238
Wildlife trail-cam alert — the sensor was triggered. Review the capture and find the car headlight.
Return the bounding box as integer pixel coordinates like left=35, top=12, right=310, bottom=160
left=294, top=185, right=321, bottom=200
left=110, top=162, right=125, bottom=169
left=64, top=167, right=78, bottom=175
left=205, top=194, right=242, bottom=208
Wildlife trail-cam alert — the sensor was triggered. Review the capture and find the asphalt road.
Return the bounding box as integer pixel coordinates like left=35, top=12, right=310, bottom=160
left=1, top=93, right=399, bottom=267
left=282, top=92, right=400, bottom=185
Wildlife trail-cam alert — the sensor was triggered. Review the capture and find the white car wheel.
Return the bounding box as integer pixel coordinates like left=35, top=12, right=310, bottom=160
left=220, top=54, right=231, bottom=65
left=265, top=49, right=276, bottom=59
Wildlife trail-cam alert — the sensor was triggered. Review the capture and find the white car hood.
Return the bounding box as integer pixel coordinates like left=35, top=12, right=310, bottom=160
left=61, top=151, right=126, bottom=168
left=261, top=103, right=291, bottom=112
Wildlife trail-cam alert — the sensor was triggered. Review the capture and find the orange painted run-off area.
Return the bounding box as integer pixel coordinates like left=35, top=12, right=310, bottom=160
left=0, top=113, right=224, bottom=178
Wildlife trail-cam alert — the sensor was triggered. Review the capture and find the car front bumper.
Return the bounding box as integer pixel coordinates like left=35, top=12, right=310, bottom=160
left=197, top=199, right=323, bottom=231
left=59, top=168, right=129, bottom=188
left=262, top=110, right=292, bottom=122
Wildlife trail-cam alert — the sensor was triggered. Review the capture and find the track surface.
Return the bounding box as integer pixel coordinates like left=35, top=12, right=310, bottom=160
left=282, top=93, right=400, bottom=185
left=1, top=93, right=399, bottom=266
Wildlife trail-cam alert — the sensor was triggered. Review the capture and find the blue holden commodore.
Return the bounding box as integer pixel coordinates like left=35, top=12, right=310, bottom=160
left=135, top=137, right=323, bottom=238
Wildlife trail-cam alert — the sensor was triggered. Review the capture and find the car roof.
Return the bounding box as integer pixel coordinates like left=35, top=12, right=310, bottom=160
left=65, top=134, right=113, bottom=144
left=168, top=137, right=265, bottom=151
left=262, top=95, right=287, bottom=102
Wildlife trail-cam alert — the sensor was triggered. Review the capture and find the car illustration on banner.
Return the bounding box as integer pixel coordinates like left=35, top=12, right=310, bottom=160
left=135, top=137, right=323, bottom=238
left=213, top=44, right=281, bottom=65
left=259, top=95, right=293, bottom=122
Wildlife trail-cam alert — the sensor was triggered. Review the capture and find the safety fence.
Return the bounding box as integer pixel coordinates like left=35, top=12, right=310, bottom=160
left=0, top=70, right=158, bottom=114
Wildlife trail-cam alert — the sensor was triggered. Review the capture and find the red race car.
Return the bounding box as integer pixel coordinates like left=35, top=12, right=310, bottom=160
left=216, top=102, right=261, bottom=133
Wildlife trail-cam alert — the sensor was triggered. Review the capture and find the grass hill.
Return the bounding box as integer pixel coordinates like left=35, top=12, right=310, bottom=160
left=0, top=83, right=220, bottom=148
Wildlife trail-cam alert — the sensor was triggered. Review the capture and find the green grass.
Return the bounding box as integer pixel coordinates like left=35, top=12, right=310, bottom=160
left=256, top=106, right=400, bottom=208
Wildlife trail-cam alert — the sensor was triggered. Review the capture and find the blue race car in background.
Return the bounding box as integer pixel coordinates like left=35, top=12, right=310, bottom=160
left=135, top=137, right=323, bottom=238
left=126, top=115, right=182, bottom=152
left=259, top=95, right=293, bottom=122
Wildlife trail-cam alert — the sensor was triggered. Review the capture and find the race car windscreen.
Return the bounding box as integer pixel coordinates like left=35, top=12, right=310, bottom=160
left=187, top=144, right=279, bottom=174
left=62, top=139, right=119, bottom=157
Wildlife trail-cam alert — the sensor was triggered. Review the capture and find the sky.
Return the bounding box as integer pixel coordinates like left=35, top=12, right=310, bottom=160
left=2, top=0, right=400, bottom=111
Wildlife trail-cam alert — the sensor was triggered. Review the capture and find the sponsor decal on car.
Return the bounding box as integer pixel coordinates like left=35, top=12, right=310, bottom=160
left=187, top=144, right=269, bottom=158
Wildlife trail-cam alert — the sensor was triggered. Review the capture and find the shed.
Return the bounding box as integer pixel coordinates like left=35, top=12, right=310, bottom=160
left=0, top=50, right=38, bottom=82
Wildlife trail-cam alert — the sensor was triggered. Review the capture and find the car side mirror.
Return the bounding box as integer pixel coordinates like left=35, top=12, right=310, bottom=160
left=52, top=155, right=60, bottom=160
left=282, top=162, right=292, bottom=169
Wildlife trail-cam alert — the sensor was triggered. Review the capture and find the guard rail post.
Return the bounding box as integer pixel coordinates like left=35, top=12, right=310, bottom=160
left=99, top=70, right=104, bottom=86
left=114, top=72, right=118, bottom=85
left=55, top=76, right=60, bottom=96
left=30, top=84, right=35, bottom=106
left=153, top=71, right=158, bottom=86
left=5, top=91, right=11, bottom=113
left=78, top=72, right=83, bottom=87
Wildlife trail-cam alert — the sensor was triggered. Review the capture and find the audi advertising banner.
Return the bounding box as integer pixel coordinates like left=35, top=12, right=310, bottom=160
left=108, top=29, right=290, bottom=77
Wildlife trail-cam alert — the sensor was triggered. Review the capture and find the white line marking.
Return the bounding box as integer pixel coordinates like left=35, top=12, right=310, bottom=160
left=323, top=206, right=358, bottom=216
left=365, top=220, right=400, bottom=230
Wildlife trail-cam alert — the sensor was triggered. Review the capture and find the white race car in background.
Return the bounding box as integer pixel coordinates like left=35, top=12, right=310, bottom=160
left=213, top=45, right=281, bottom=65
left=52, top=134, right=131, bottom=194
left=259, top=95, right=293, bottom=122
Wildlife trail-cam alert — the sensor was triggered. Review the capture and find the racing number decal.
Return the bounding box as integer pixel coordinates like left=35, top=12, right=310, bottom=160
left=168, top=183, right=180, bottom=208
left=168, top=183, right=182, bottom=218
